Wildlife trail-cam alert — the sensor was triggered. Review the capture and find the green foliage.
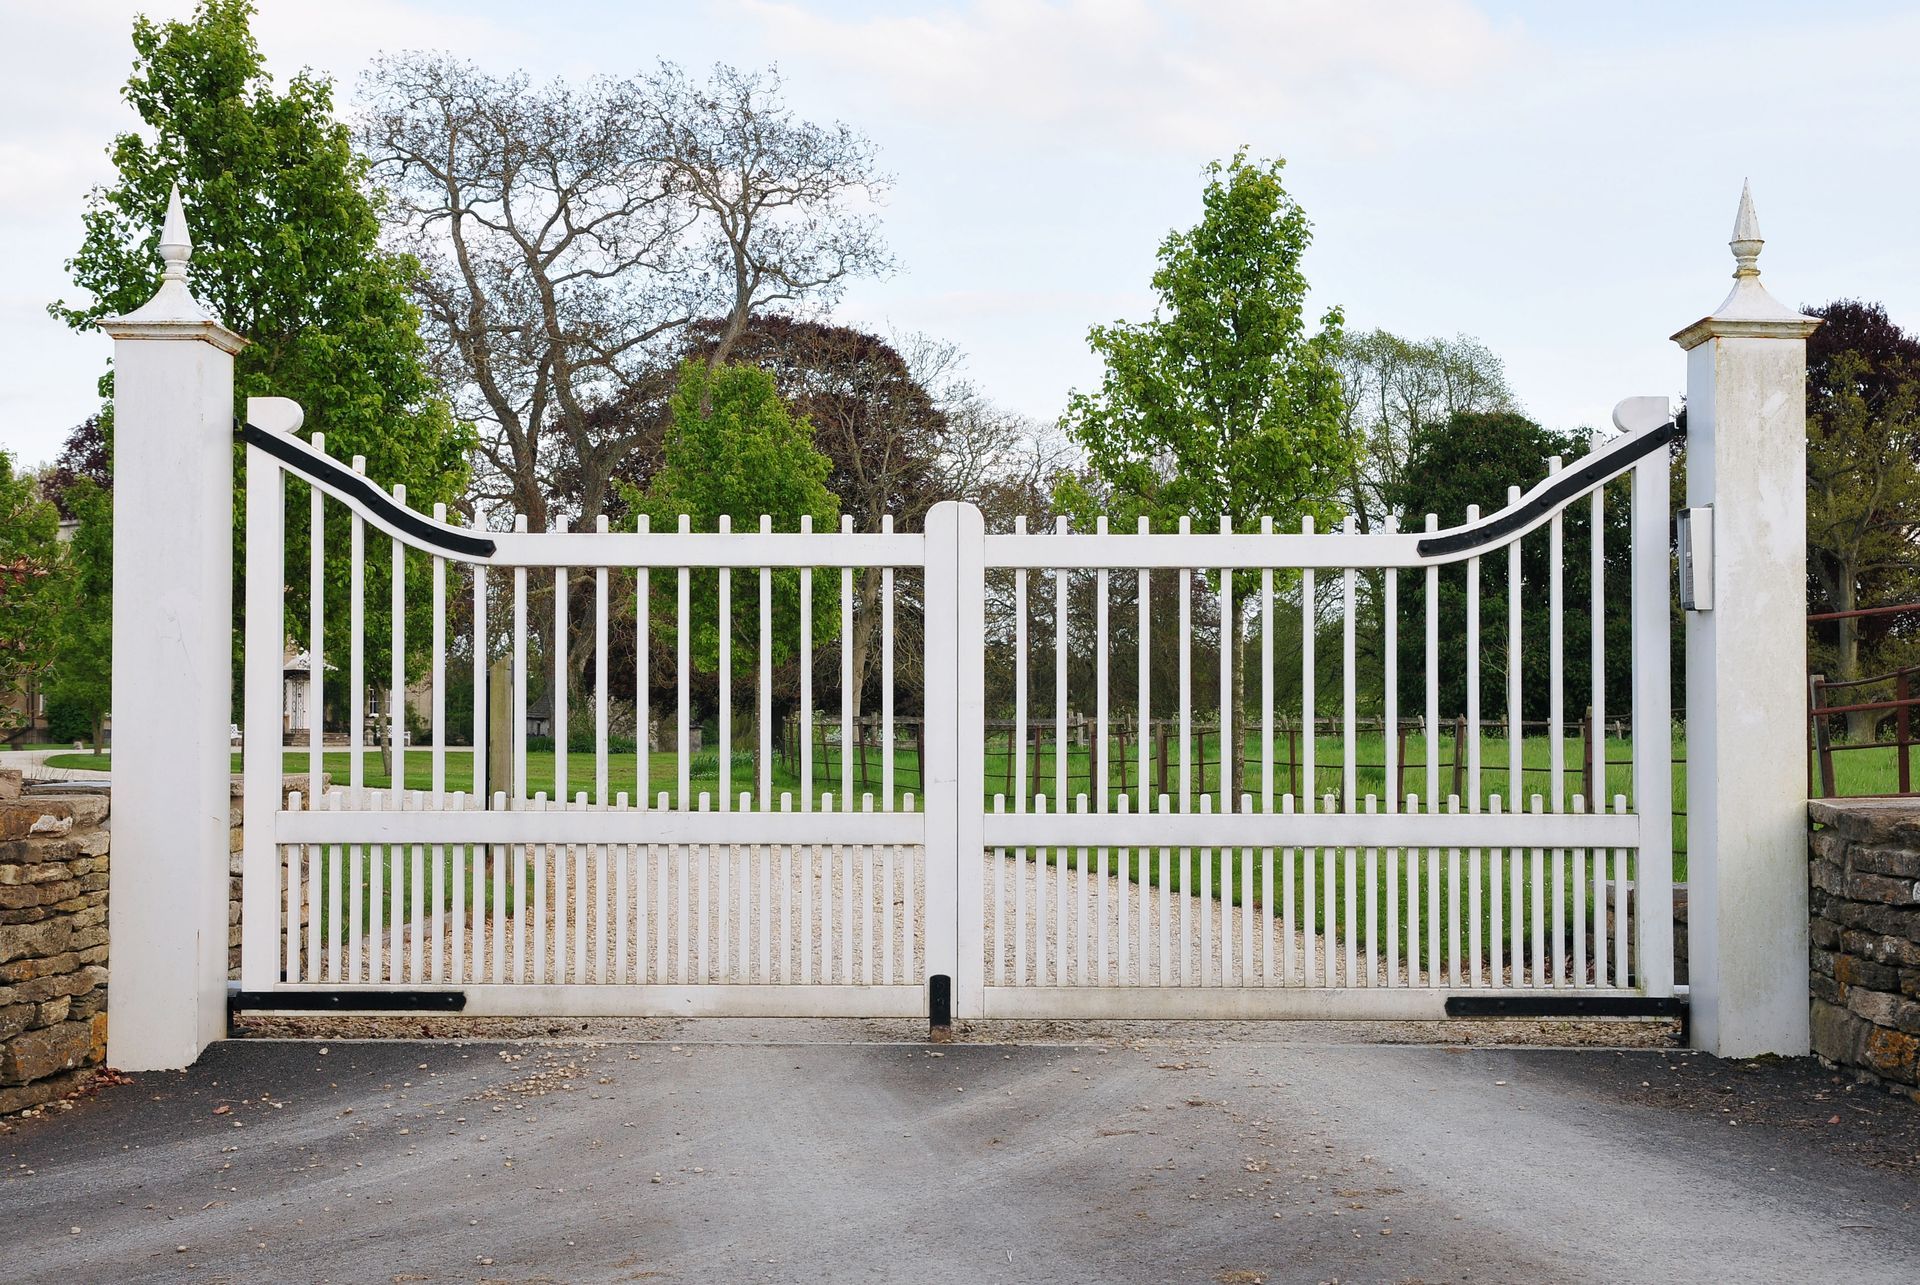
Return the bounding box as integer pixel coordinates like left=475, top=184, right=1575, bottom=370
left=628, top=360, right=841, bottom=674
left=52, top=0, right=471, bottom=684
left=1059, top=151, right=1351, bottom=538
left=1803, top=301, right=1920, bottom=707
left=1388, top=411, right=1632, bottom=724
left=1808, top=349, right=1920, bottom=604
left=1331, top=328, right=1516, bottom=530
left=48, top=479, right=113, bottom=747
left=0, top=455, right=65, bottom=732
left=45, top=695, right=95, bottom=745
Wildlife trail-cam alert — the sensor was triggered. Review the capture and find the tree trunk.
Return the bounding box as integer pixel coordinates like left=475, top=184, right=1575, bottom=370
left=1231, top=605, right=1249, bottom=803
left=1836, top=571, right=1871, bottom=742
left=847, top=564, right=883, bottom=748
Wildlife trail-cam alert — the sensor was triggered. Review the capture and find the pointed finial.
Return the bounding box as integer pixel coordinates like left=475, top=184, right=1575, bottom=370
left=1729, top=179, right=1762, bottom=280
left=158, top=183, right=192, bottom=282
left=1671, top=180, right=1818, bottom=349
left=97, top=179, right=246, bottom=350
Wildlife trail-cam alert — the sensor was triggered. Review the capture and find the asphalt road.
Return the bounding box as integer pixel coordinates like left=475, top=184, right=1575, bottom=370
left=5, top=1031, right=1919, bottom=1283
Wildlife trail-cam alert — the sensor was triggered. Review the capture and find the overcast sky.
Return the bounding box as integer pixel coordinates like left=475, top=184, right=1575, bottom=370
left=3, top=0, right=1917, bottom=467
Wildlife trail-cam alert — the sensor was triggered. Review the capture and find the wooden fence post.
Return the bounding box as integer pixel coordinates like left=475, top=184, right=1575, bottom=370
left=1581, top=707, right=1596, bottom=805
left=1196, top=722, right=1208, bottom=799
left=1394, top=722, right=1408, bottom=809
left=1032, top=723, right=1045, bottom=803
left=1288, top=721, right=1299, bottom=799
left=858, top=713, right=871, bottom=792
left=1443, top=710, right=1459, bottom=802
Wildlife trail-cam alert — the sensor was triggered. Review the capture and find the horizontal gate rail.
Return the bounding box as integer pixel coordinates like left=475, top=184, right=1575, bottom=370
left=980, top=810, right=1638, bottom=849
left=248, top=423, right=923, bottom=569
left=275, top=808, right=926, bottom=846
left=980, top=987, right=1649, bottom=1021
left=985, top=419, right=1671, bottom=570
left=243, top=985, right=925, bottom=1019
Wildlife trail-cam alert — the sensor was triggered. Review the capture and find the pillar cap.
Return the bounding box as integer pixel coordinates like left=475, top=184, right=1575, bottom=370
left=99, top=184, right=247, bottom=353
left=1671, top=180, right=1818, bottom=350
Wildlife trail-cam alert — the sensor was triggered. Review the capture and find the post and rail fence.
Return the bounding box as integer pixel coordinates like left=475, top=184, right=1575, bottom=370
left=1807, top=602, right=1920, bottom=798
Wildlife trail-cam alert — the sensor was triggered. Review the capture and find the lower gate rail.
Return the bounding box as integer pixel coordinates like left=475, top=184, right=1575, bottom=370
left=239, top=398, right=1678, bottom=1023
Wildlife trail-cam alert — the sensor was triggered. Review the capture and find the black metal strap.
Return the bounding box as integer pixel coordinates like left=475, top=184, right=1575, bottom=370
left=240, top=422, right=497, bottom=560
left=1415, top=422, right=1677, bottom=558
left=1444, top=995, right=1685, bottom=1019
left=229, top=989, right=468, bottom=1013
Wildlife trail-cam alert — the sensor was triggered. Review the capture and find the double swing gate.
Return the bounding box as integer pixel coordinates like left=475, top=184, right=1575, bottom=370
left=239, top=404, right=1677, bottom=1022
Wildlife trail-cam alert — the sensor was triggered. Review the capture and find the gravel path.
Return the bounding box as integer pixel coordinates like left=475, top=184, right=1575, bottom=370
left=302, top=844, right=1589, bottom=993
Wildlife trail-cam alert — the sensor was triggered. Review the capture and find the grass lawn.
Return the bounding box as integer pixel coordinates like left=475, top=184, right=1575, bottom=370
left=55, top=728, right=1898, bottom=956
left=51, top=729, right=1697, bottom=862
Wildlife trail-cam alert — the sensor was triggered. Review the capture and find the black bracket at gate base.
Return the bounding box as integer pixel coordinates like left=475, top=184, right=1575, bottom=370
left=1444, top=994, right=1688, bottom=1044
left=928, top=975, right=953, bottom=1035
left=229, top=990, right=469, bottom=1014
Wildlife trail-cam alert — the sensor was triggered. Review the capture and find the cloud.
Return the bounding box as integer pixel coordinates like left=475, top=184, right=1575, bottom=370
left=735, top=0, right=1521, bottom=154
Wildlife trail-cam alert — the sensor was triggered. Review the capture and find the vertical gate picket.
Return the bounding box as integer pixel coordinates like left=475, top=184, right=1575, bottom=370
left=1631, top=436, right=1675, bottom=995
left=241, top=417, right=286, bottom=991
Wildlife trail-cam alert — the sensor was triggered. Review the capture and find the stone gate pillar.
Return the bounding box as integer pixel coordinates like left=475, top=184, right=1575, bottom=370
left=1674, top=184, right=1820, bottom=1057
left=100, top=187, right=247, bottom=1070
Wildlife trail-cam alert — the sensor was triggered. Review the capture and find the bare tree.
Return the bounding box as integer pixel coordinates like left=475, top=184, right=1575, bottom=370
left=1333, top=330, right=1516, bottom=532
left=360, top=56, right=892, bottom=534
left=360, top=55, right=702, bottom=533
left=641, top=63, right=893, bottom=370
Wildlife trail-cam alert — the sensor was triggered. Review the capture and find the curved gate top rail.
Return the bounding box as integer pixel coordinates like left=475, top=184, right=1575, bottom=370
left=241, top=408, right=1677, bottom=571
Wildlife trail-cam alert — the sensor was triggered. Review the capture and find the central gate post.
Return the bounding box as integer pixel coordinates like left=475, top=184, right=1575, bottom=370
left=1673, top=183, right=1820, bottom=1056
left=99, top=187, right=247, bottom=1070
left=922, top=501, right=986, bottom=1026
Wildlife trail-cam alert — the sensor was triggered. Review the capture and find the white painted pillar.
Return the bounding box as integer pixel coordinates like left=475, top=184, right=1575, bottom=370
left=920, top=502, right=960, bottom=1018
left=100, top=187, right=248, bottom=1070
left=920, top=500, right=987, bottom=1022
left=1674, top=184, right=1819, bottom=1057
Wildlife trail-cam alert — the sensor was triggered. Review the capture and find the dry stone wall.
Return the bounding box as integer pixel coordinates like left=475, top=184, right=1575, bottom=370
left=0, top=770, right=109, bottom=1115
left=229, top=776, right=324, bottom=979
left=1808, top=798, right=1920, bottom=1101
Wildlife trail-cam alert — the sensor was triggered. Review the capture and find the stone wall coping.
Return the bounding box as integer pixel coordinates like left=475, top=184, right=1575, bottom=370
left=228, top=774, right=329, bottom=800
left=1809, top=798, right=1920, bottom=845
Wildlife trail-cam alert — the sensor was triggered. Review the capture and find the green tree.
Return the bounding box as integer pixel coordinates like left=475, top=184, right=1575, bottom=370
left=1331, top=329, right=1516, bottom=532
left=49, top=479, right=114, bottom=752
left=1060, top=150, right=1350, bottom=792
left=0, top=454, right=65, bottom=736
left=52, top=0, right=470, bottom=704
left=1388, top=411, right=1632, bottom=743
left=626, top=361, right=840, bottom=741
left=1803, top=301, right=1920, bottom=739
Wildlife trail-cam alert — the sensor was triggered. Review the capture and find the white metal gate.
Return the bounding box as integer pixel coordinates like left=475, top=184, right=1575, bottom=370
left=239, top=399, right=1676, bottom=1022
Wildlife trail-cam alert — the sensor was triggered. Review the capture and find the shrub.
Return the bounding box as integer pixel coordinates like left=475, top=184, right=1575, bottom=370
left=525, top=733, right=641, bottom=755
left=45, top=693, right=95, bottom=744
